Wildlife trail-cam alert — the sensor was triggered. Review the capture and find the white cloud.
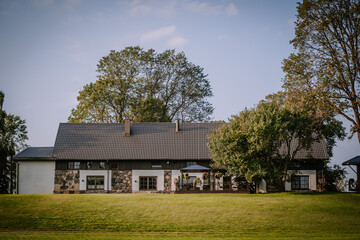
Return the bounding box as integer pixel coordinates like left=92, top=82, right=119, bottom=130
left=183, top=1, right=238, bottom=16
left=140, top=24, right=188, bottom=48
left=129, top=1, right=152, bottom=15
left=140, top=25, right=176, bottom=42
left=184, top=1, right=222, bottom=15
left=126, top=0, right=177, bottom=16
left=167, top=36, right=188, bottom=48
left=226, top=3, right=238, bottom=16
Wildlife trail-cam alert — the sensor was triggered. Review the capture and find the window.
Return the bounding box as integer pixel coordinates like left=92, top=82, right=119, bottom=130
left=151, top=161, right=162, bottom=168
left=68, top=161, right=80, bottom=170
left=291, top=176, right=309, bottom=190
left=139, top=177, right=157, bottom=190
left=186, top=161, right=197, bottom=167
left=86, top=161, right=106, bottom=170
left=74, top=162, right=80, bottom=169
left=87, top=176, right=105, bottom=190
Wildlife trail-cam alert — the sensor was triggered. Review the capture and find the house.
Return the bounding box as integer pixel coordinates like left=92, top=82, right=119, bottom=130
left=14, top=120, right=328, bottom=194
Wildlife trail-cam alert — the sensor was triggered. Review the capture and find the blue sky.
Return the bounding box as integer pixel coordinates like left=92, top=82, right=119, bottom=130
left=0, top=0, right=358, bottom=179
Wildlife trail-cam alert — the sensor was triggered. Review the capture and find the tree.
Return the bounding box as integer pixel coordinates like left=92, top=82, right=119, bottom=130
left=208, top=100, right=344, bottom=191
left=282, top=0, right=360, bottom=142
left=265, top=91, right=345, bottom=158
left=324, top=164, right=347, bottom=192
left=0, top=91, right=28, bottom=193
left=68, top=46, right=214, bottom=123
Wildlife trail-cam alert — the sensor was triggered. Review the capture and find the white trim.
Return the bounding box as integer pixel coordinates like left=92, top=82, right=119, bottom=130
left=79, top=170, right=111, bottom=191
left=285, top=170, right=317, bottom=191
left=132, top=170, right=164, bottom=192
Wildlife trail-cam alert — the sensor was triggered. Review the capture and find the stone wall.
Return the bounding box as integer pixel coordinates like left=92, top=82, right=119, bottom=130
left=111, top=170, right=132, bottom=193
left=164, top=170, right=172, bottom=193
left=54, top=170, right=80, bottom=194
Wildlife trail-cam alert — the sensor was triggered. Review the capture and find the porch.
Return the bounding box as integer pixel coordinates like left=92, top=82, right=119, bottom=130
left=174, top=164, right=256, bottom=194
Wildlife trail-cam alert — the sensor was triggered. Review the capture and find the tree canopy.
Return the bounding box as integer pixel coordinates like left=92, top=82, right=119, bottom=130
left=0, top=91, right=28, bottom=193
left=68, top=46, right=214, bottom=123
left=208, top=99, right=344, bottom=190
left=265, top=90, right=345, bottom=158
left=282, top=0, right=360, bottom=142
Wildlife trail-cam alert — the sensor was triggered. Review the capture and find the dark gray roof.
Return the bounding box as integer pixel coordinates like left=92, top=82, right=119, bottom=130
left=342, top=156, right=360, bottom=165
left=278, top=138, right=329, bottom=160
left=53, top=123, right=223, bottom=160
left=14, top=147, right=54, bottom=160
left=52, top=122, right=329, bottom=161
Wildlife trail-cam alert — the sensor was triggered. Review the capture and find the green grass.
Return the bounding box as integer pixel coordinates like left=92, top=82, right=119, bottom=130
left=0, top=193, right=359, bottom=239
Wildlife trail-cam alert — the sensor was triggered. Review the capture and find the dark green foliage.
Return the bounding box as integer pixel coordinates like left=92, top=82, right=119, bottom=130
left=0, top=91, right=28, bottom=194
left=325, top=164, right=347, bottom=192
left=208, top=100, right=344, bottom=191
left=265, top=91, right=346, bottom=158
left=68, top=46, right=213, bottom=123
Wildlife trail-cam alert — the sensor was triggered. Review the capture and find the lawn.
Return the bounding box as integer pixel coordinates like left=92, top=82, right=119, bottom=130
left=0, top=193, right=359, bottom=239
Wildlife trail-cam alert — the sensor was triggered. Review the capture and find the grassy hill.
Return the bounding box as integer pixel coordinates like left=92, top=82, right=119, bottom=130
left=0, top=193, right=359, bottom=239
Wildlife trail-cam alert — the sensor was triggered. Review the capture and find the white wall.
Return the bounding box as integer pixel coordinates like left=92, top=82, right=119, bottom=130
left=132, top=170, right=164, bottom=192
left=285, top=170, right=317, bottom=191
left=79, top=170, right=111, bottom=191
left=18, top=161, right=55, bottom=194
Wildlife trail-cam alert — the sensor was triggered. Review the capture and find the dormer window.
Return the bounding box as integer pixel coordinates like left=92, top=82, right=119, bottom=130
left=68, top=161, right=80, bottom=170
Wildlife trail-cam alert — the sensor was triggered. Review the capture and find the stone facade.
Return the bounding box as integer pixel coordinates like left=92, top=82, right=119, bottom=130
left=164, top=170, right=172, bottom=193
left=54, top=170, right=80, bottom=194
left=111, top=170, right=132, bottom=193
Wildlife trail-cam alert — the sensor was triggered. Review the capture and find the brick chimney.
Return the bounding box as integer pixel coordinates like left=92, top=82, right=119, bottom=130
left=123, top=119, right=131, bottom=137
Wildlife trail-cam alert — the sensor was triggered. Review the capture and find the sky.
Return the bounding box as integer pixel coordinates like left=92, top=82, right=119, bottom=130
left=0, top=0, right=358, bottom=180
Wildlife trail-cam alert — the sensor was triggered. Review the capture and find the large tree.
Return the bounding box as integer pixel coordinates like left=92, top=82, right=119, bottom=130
left=265, top=90, right=345, bottom=158
left=0, top=91, right=28, bottom=194
left=208, top=100, right=344, bottom=191
left=69, top=46, right=213, bottom=123
left=282, top=0, right=360, bottom=142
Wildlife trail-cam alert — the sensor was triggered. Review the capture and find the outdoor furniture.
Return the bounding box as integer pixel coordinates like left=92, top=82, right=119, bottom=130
left=180, top=164, right=210, bottom=192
